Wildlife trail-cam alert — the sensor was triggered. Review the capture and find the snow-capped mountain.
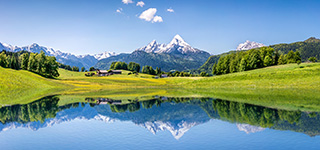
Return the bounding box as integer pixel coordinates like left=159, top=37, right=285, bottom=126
left=139, top=120, right=199, bottom=140
left=236, top=40, right=265, bottom=51
left=94, top=34, right=211, bottom=71
left=135, top=34, right=206, bottom=54
left=135, top=40, right=166, bottom=53
left=0, top=42, right=117, bottom=69
left=236, top=123, right=265, bottom=134
left=93, top=51, right=118, bottom=60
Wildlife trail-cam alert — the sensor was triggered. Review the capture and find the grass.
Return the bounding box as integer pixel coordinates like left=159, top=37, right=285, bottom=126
left=1, top=63, right=320, bottom=111
left=0, top=67, right=71, bottom=105
left=188, top=63, right=320, bottom=89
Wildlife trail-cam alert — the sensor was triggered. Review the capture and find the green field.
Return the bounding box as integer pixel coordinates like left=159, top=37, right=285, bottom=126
left=1, top=63, right=320, bottom=111
left=0, top=67, right=71, bottom=104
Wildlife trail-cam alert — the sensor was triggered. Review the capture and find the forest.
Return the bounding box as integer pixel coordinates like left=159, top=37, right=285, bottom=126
left=212, top=47, right=301, bottom=75
left=0, top=50, right=59, bottom=78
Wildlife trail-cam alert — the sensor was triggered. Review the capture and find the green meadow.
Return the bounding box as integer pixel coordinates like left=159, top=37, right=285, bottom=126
left=1, top=63, right=320, bottom=111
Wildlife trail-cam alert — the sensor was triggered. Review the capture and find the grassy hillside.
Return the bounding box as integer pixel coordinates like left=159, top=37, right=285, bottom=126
left=184, top=63, right=320, bottom=111
left=197, top=37, right=320, bottom=74
left=2, top=63, right=320, bottom=111
left=0, top=67, right=70, bottom=104
left=190, top=63, right=320, bottom=89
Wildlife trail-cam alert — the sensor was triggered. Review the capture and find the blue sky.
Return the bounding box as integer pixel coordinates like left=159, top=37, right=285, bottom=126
left=0, top=0, right=319, bottom=55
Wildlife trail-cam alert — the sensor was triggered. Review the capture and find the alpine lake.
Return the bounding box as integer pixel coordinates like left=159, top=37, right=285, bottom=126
left=1, top=91, right=320, bottom=150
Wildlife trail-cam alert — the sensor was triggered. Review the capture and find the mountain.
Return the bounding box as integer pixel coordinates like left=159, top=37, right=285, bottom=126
left=236, top=124, right=265, bottom=134
left=0, top=42, right=118, bottom=70
left=135, top=40, right=166, bottom=53
left=139, top=120, right=198, bottom=140
left=95, top=35, right=211, bottom=71
left=270, top=37, right=320, bottom=61
left=196, top=37, right=320, bottom=74
left=236, top=40, right=265, bottom=51
left=136, top=35, right=205, bottom=54
left=93, top=51, right=118, bottom=60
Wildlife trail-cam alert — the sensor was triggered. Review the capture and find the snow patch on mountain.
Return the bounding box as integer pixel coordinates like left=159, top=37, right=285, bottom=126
left=236, top=40, right=265, bottom=51
left=236, top=123, right=265, bottom=134
left=139, top=120, right=198, bottom=140
left=93, top=51, right=118, bottom=60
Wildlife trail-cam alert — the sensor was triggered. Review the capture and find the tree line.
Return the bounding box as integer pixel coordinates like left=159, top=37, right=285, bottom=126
left=110, top=61, right=140, bottom=73
left=0, top=50, right=59, bottom=78
left=109, top=61, right=164, bottom=75
left=108, top=61, right=209, bottom=77
left=212, top=47, right=301, bottom=75
left=59, top=63, right=85, bottom=72
left=212, top=99, right=302, bottom=128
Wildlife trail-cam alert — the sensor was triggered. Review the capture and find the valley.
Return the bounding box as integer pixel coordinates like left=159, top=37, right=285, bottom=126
left=1, top=62, right=320, bottom=111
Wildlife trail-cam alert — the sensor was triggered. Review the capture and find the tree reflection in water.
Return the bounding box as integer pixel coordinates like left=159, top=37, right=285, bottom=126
left=0, top=96, right=320, bottom=136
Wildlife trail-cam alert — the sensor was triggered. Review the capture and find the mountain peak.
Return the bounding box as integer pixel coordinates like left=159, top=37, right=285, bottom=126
left=0, top=42, right=11, bottom=48
left=30, top=43, right=39, bottom=47
left=237, top=123, right=265, bottom=134
left=134, top=34, right=208, bottom=55
left=148, top=40, right=157, bottom=46
left=173, top=34, right=184, bottom=41
left=236, top=40, right=265, bottom=51
left=169, top=34, right=189, bottom=46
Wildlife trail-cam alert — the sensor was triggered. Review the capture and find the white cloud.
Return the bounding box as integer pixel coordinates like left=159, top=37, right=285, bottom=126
left=116, top=8, right=123, bottom=13
left=136, top=1, right=145, bottom=7
left=167, top=8, right=174, bottom=13
left=139, top=8, right=163, bottom=23
left=139, top=8, right=157, bottom=22
left=122, top=0, right=133, bottom=4
left=152, top=16, right=163, bottom=23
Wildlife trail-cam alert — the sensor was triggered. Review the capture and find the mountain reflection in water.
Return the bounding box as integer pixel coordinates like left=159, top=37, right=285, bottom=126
left=1, top=96, right=320, bottom=139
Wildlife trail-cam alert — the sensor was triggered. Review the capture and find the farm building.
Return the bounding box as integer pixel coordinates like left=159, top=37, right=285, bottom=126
left=96, top=70, right=122, bottom=76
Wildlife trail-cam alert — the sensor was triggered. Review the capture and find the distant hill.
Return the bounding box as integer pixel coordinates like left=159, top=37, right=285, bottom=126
left=197, top=37, right=320, bottom=74
left=95, top=35, right=211, bottom=71
left=270, top=37, right=320, bottom=61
